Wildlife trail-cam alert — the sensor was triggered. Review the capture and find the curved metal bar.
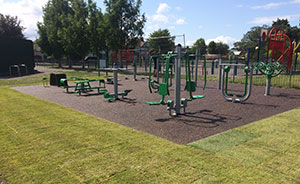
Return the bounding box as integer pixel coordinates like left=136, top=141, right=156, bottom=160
left=235, top=66, right=253, bottom=102
left=221, top=65, right=253, bottom=103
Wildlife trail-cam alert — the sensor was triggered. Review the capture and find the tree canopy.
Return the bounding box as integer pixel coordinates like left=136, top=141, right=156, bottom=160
left=37, top=0, right=146, bottom=63
left=234, top=19, right=300, bottom=52
left=0, top=14, right=24, bottom=39
left=104, top=0, right=146, bottom=51
left=190, top=38, right=206, bottom=55
left=207, top=41, right=217, bottom=54
left=148, top=29, right=175, bottom=54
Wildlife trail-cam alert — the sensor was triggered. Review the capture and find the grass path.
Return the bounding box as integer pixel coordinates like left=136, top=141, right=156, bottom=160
left=0, top=87, right=299, bottom=183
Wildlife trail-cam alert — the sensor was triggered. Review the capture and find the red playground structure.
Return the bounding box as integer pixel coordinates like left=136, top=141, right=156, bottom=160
left=266, top=27, right=293, bottom=71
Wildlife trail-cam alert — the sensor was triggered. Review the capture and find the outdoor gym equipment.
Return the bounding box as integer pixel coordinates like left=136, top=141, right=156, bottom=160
left=102, top=64, right=132, bottom=101
left=253, top=27, right=291, bottom=96
left=254, top=62, right=287, bottom=96
left=147, top=54, right=174, bottom=105
left=148, top=55, right=174, bottom=91
left=220, top=64, right=253, bottom=103
left=146, top=45, right=206, bottom=116
left=185, top=53, right=207, bottom=100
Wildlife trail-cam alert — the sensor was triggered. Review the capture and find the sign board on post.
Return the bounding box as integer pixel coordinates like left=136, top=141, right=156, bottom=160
left=261, top=29, right=268, bottom=41
left=100, top=59, right=106, bottom=68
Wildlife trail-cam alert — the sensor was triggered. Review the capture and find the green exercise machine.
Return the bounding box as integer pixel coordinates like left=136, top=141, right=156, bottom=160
left=146, top=45, right=206, bottom=116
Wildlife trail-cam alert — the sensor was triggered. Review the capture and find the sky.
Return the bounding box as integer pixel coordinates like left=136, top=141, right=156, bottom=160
left=1, top=0, right=300, bottom=48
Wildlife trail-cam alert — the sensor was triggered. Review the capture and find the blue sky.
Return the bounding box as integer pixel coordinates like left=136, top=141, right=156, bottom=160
left=1, top=0, right=300, bottom=47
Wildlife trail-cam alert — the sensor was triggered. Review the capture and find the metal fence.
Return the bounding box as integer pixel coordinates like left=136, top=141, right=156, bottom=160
left=36, top=57, right=300, bottom=89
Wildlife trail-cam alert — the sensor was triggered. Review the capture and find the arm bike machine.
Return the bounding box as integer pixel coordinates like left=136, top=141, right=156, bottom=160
left=146, top=45, right=207, bottom=116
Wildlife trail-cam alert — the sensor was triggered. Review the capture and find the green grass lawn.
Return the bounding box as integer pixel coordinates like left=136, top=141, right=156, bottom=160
left=0, top=72, right=299, bottom=183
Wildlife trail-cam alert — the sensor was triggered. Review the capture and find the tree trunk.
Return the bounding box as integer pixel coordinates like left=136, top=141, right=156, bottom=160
left=68, top=56, right=72, bottom=69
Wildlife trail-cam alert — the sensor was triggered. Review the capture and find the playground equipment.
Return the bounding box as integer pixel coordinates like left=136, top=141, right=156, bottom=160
left=148, top=55, right=174, bottom=92
left=146, top=45, right=206, bottom=116
left=218, top=48, right=254, bottom=103
left=102, top=64, right=132, bottom=101
left=185, top=53, right=207, bottom=100
left=255, top=27, right=292, bottom=96
left=254, top=61, right=287, bottom=95
left=292, top=40, right=300, bottom=71
left=220, top=64, right=253, bottom=102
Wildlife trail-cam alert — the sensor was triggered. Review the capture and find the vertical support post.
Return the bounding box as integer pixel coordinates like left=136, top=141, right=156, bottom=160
left=246, top=48, right=250, bottom=66
left=234, top=55, right=238, bottom=76
left=98, top=58, right=100, bottom=77
left=289, top=64, right=293, bottom=88
left=191, top=59, right=194, bottom=80
left=257, top=36, right=262, bottom=62
left=113, top=63, right=118, bottom=99
left=211, top=60, right=215, bottom=75
left=195, top=48, right=199, bottom=87
left=156, top=58, right=160, bottom=83
left=265, top=76, right=271, bottom=96
left=294, top=52, right=298, bottom=71
left=218, top=58, right=222, bottom=90
left=256, top=36, right=262, bottom=75
left=133, top=58, right=137, bottom=81
left=174, top=45, right=182, bottom=115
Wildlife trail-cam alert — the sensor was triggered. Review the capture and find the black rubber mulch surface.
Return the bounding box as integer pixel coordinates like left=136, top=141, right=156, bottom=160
left=13, top=76, right=300, bottom=144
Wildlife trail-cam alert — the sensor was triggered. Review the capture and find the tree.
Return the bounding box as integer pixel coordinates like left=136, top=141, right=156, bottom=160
left=38, top=0, right=90, bottom=68
left=234, top=25, right=269, bottom=51
left=0, top=14, right=24, bottom=39
left=37, top=0, right=71, bottom=60
left=104, top=0, right=146, bottom=51
left=272, top=18, right=300, bottom=41
left=87, top=0, right=106, bottom=56
left=190, top=38, right=206, bottom=54
left=207, top=41, right=217, bottom=54
left=148, top=29, right=175, bottom=54
left=216, top=42, right=229, bottom=55
left=60, top=0, right=89, bottom=68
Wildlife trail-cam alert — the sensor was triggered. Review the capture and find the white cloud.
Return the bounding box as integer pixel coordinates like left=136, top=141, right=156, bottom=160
left=291, top=0, right=300, bottom=3
left=151, top=14, right=169, bottom=23
left=251, top=2, right=287, bottom=10
left=224, top=24, right=232, bottom=28
left=198, top=25, right=204, bottom=30
left=176, top=18, right=186, bottom=25
left=157, top=3, right=170, bottom=14
left=0, top=0, right=48, bottom=40
left=207, top=35, right=238, bottom=48
left=249, top=14, right=300, bottom=24
left=168, top=26, right=175, bottom=30
left=186, top=40, right=195, bottom=47
left=175, top=6, right=182, bottom=11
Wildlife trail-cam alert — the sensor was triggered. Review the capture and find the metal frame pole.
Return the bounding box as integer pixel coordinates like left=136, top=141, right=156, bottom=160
left=175, top=45, right=182, bottom=115
left=195, top=48, right=199, bottom=86
left=113, top=63, right=118, bottom=99
left=265, top=76, right=271, bottom=96
left=218, top=58, right=222, bottom=90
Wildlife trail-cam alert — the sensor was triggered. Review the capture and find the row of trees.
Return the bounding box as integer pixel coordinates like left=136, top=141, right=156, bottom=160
left=37, top=0, right=146, bottom=67
left=148, top=29, right=229, bottom=55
